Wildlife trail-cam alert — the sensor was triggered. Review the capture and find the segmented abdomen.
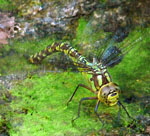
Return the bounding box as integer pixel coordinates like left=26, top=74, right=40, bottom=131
left=29, top=42, right=90, bottom=67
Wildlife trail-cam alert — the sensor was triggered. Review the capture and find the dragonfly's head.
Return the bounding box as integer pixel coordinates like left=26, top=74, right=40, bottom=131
left=98, top=82, right=120, bottom=106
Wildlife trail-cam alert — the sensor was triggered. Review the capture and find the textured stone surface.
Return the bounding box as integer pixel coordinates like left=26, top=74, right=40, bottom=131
left=15, top=0, right=97, bottom=39
left=12, top=0, right=149, bottom=41
left=0, top=13, right=16, bottom=45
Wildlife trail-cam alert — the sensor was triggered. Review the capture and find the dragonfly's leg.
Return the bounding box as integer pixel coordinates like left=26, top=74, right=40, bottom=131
left=117, top=102, right=121, bottom=121
left=117, top=101, right=136, bottom=122
left=94, top=100, right=104, bottom=124
left=67, top=84, right=95, bottom=105
left=72, top=97, right=97, bottom=123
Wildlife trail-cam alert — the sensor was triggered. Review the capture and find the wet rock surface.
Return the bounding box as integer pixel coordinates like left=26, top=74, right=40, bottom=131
left=88, top=0, right=150, bottom=42
left=0, top=0, right=149, bottom=43
left=0, top=74, right=20, bottom=136
left=0, top=74, right=26, bottom=90
left=11, top=0, right=149, bottom=41
left=14, top=0, right=97, bottom=39
left=0, top=12, right=18, bottom=46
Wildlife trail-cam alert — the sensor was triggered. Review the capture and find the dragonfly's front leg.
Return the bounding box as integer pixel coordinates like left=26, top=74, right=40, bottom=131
left=117, top=101, right=136, bottom=122
left=94, top=100, right=104, bottom=124
left=67, top=84, right=95, bottom=106
left=72, top=97, right=98, bottom=123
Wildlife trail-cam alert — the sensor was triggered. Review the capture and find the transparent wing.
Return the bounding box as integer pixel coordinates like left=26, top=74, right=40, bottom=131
left=100, top=28, right=146, bottom=67
left=73, top=61, right=95, bottom=73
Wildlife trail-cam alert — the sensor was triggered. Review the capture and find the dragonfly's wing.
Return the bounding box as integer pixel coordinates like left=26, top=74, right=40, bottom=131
left=101, top=45, right=123, bottom=67
left=73, top=62, right=94, bottom=73
left=100, top=29, right=144, bottom=67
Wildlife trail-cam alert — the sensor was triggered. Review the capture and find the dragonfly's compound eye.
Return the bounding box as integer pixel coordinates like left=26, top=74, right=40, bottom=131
left=101, top=86, right=110, bottom=97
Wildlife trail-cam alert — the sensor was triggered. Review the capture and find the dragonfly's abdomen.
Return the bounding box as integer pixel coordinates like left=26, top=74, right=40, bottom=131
left=29, top=42, right=89, bottom=66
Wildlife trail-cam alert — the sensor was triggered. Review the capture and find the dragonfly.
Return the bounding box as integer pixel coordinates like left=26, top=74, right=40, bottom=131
left=28, top=41, right=139, bottom=123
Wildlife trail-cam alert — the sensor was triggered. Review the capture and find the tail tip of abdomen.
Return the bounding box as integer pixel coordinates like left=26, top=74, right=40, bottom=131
left=23, top=54, right=40, bottom=64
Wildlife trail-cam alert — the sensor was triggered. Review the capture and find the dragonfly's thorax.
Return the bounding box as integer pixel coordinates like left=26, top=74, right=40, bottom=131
left=90, top=67, right=111, bottom=91
left=89, top=66, right=120, bottom=106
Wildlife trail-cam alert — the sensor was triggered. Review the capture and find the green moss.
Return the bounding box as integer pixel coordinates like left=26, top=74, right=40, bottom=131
left=0, top=0, right=14, bottom=11
left=99, top=0, right=107, bottom=3
left=75, top=18, right=88, bottom=43
left=9, top=72, right=104, bottom=135
left=0, top=38, right=55, bottom=75
left=0, top=0, right=9, bottom=6
left=75, top=18, right=108, bottom=45
left=74, top=17, right=110, bottom=59
left=9, top=72, right=147, bottom=135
